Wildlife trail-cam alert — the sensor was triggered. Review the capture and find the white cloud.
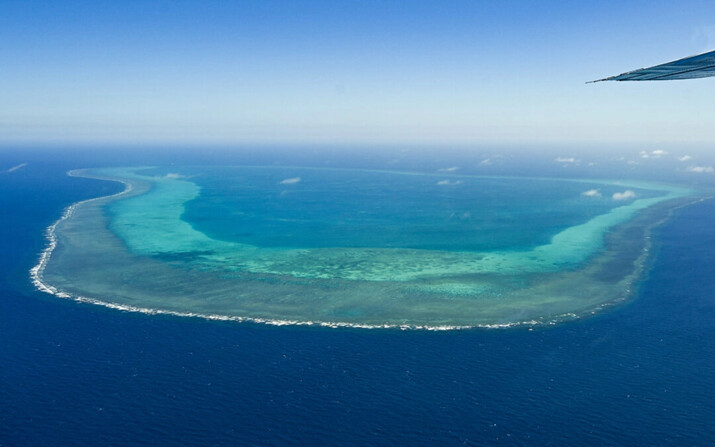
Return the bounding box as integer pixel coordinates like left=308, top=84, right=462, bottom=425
left=436, top=180, right=463, bottom=186
left=640, top=149, right=668, bottom=159
left=612, top=190, right=636, bottom=201
left=164, top=173, right=185, bottom=179
left=479, top=158, right=492, bottom=165
left=679, top=155, right=693, bottom=162
left=279, top=177, right=301, bottom=184
left=581, top=189, right=602, bottom=197
left=686, top=166, right=714, bottom=173
left=555, top=157, right=577, bottom=163
left=438, top=166, right=460, bottom=172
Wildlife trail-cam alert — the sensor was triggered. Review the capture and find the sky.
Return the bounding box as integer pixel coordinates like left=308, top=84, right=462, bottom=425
left=2, top=0, right=715, bottom=147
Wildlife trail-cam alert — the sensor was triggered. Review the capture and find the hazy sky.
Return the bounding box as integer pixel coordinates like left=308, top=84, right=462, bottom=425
left=2, top=0, right=715, bottom=146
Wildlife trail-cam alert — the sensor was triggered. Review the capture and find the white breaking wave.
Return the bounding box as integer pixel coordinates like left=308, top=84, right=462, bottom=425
left=30, top=170, right=135, bottom=302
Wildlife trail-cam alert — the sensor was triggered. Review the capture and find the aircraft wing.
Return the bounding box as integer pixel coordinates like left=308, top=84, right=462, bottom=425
left=591, top=49, right=715, bottom=82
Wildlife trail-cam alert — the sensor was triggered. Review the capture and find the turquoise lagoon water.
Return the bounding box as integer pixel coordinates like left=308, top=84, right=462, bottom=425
left=37, top=166, right=693, bottom=328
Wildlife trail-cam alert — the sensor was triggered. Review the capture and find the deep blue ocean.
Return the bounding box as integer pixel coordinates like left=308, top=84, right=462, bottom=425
left=1, top=147, right=713, bottom=446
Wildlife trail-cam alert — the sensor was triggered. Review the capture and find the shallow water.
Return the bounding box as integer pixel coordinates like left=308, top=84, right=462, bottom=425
left=36, top=166, right=695, bottom=328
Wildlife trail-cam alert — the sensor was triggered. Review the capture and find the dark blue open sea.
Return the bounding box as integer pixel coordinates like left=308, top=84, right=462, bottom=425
left=1, top=147, right=713, bottom=446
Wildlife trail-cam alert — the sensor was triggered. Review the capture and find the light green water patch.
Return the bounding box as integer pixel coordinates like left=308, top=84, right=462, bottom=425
left=102, top=167, right=689, bottom=282
left=36, top=166, right=696, bottom=328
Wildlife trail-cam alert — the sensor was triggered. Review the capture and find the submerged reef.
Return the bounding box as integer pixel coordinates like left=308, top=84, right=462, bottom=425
left=33, top=166, right=695, bottom=329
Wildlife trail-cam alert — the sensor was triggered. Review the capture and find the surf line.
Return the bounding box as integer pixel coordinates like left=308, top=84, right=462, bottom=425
left=30, top=169, right=135, bottom=298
